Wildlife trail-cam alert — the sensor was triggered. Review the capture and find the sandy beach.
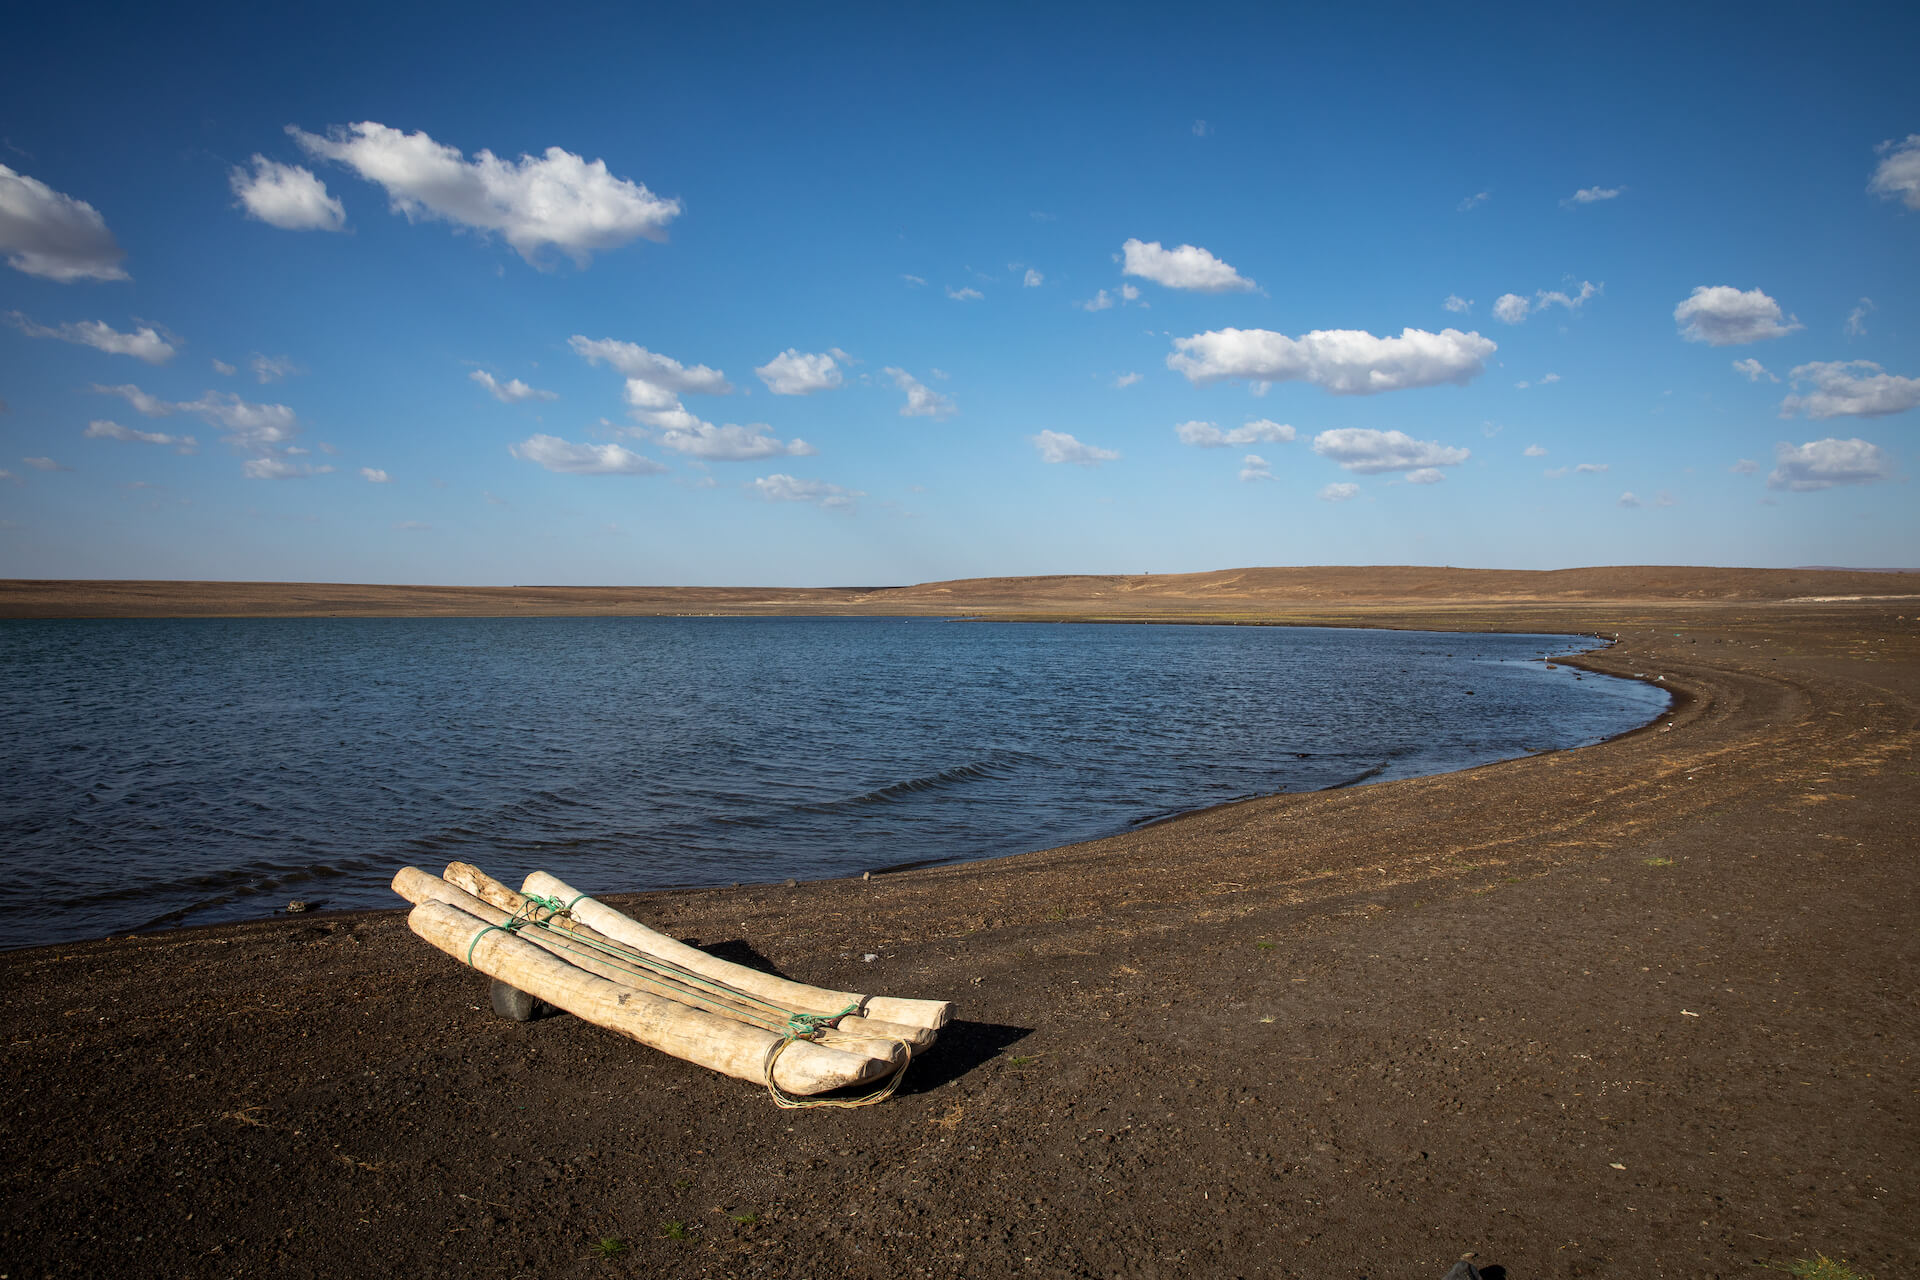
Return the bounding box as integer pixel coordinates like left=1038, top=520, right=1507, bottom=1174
left=3, top=569, right=1916, bottom=1278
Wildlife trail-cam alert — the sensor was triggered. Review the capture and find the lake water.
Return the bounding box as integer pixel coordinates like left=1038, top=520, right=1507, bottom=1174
left=0, top=617, right=1668, bottom=948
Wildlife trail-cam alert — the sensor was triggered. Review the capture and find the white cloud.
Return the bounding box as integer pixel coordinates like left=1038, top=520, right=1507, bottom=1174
left=7, top=312, right=175, bottom=363
left=652, top=420, right=814, bottom=461
left=750, top=473, right=862, bottom=510
left=1032, top=429, right=1119, bottom=466
left=1169, top=326, right=1495, bottom=394
left=178, top=390, right=300, bottom=448
left=1574, top=462, right=1610, bottom=474
left=1239, top=453, right=1273, bottom=482
left=1192, top=120, right=1211, bottom=138
left=1536, top=282, right=1598, bottom=313
left=1539, top=372, right=1561, bottom=384
left=1845, top=297, right=1875, bottom=338
left=1112, top=372, right=1143, bottom=389
left=901, top=274, right=927, bottom=287
left=84, top=419, right=196, bottom=449
left=1732, top=358, right=1779, bottom=383
left=509, top=432, right=666, bottom=475
left=1079, top=289, right=1117, bottom=311
left=1674, top=285, right=1802, bottom=346
left=1319, top=482, right=1359, bottom=502
left=568, top=336, right=729, bottom=393
left=1524, top=444, right=1547, bottom=457
left=1175, top=418, right=1296, bottom=448
left=1768, top=438, right=1895, bottom=491
left=242, top=457, right=333, bottom=480
left=1023, top=268, right=1043, bottom=288
left=1618, top=491, right=1642, bottom=508
left=884, top=367, right=956, bottom=419
left=1312, top=427, right=1469, bottom=474
left=470, top=368, right=558, bottom=403
left=0, top=165, right=128, bottom=281
left=1121, top=238, right=1255, bottom=293
left=1779, top=360, right=1920, bottom=419
left=1564, top=186, right=1623, bottom=205
left=361, top=467, right=391, bottom=483
left=212, top=358, right=236, bottom=376
left=90, top=383, right=176, bottom=416
left=1405, top=468, right=1445, bottom=484
left=249, top=353, right=299, bottom=383
left=1730, top=458, right=1759, bottom=475
left=229, top=156, right=345, bottom=232
left=755, top=348, right=843, bottom=395
left=1869, top=135, right=1920, bottom=211
left=1492, top=293, right=1531, bottom=324
left=291, top=122, right=680, bottom=267
left=947, top=286, right=984, bottom=301
left=1444, top=294, right=1472, bottom=314
left=23, top=456, right=70, bottom=471
left=1122, top=284, right=1140, bottom=301
left=1458, top=192, right=1490, bottom=212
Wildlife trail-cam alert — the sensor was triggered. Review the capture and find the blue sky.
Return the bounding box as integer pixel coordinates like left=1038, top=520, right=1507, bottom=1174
left=2, top=1, right=1916, bottom=585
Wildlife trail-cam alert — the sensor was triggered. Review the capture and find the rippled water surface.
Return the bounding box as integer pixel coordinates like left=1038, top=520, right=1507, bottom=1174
left=0, top=617, right=1668, bottom=947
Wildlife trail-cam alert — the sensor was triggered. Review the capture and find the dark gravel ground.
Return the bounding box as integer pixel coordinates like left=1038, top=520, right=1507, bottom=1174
left=4, top=601, right=1915, bottom=1279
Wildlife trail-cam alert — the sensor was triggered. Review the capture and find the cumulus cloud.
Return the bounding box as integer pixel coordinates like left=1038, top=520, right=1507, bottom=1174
left=242, top=457, right=333, bottom=480
left=1319, top=482, right=1359, bottom=502
left=1536, top=282, right=1598, bottom=313
left=90, top=383, right=177, bottom=416
left=652, top=420, right=814, bottom=461
left=1524, top=444, right=1547, bottom=457
left=901, top=274, right=927, bottom=287
left=1574, top=462, right=1610, bottom=473
left=1032, top=430, right=1119, bottom=466
left=1169, top=326, right=1495, bottom=395
left=1673, top=285, right=1801, bottom=345
left=946, top=286, right=984, bottom=301
left=1444, top=294, right=1472, bottom=314
left=0, top=165, right=128, bottom=281
left=251, top=354, right=300, bottom=383
left=84, top=419, right=196, bottom=449
left=751, top=473, right=862, bottom=510
left=568, top=336, right=729, bottom=393
left=1617, top=491, right=1643, bottom=508
left=229, top=156, right=345, bottom=231
left=1730, top=458, right=1759, bottom=475
left=1113, top=372, right=1143, bottom=389
left=470, top=369, right=557, bottom=403
left=1458, top=192, right=1490, bottom=212
left=1492, top=293, right=1531, bottom=325
left=291, top=122, right=680, bottom=267
left=1192, top=120, right=1211, bottom=138
left=1732, top=358, right=1779, bottom=383
left=23, top=456, right=71, bottom=471
left=1405, top=468, right=1445, bottom=484
left=1779, top=360, right=1920, bottom=419
left=7, top=312, right=175, bottom=363
left=1564, top=186, right=1623, bottom=206
left=1121, top=238, right=1255, bottom=293
left=1312, top=427, right=1469, bottom=474
left=1845, top=297, right=1875, bottom=338
left=755, top=348, right=843, bottom=395
left=178, top=391, right=300, bottom=449
left=884, top=367, right=956, bottom=419
left=1023, top=268, right=1043, bottom=288
left=212, top=358, right=237, bottom=376
left=1767, top=438, right=1894, bottom=491
left=361, top=467, right=390, bottom=482
left=1174, top=418, right=1296, bottom=448
left=1869, top=135, right=1920, bottom=210
left=510, top=432, right=667, bottom=475
left=1239, top=453, right=1273, bottom=482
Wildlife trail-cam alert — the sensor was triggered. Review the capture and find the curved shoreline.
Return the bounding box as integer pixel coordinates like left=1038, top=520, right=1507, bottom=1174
left=4, top=597, right=1915, bottom=1279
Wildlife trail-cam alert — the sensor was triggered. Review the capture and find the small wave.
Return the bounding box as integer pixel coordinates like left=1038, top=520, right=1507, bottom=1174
left=801, top=757, right=1020, bottom=813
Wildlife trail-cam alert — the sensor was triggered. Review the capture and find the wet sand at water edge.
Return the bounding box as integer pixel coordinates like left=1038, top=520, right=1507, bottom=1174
left=3, top=567, right=1917, bottom=1278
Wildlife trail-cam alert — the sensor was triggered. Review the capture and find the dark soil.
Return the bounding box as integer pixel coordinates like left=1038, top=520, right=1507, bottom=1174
left=4, top=600, right=1915, bottom=1279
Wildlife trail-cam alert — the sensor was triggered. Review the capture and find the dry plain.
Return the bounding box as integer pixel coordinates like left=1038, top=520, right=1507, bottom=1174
left=2, top=566, right=1916, bottom=1278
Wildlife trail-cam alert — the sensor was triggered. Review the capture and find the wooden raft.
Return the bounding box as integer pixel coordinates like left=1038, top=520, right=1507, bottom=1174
left=391, top=863, right=953, bottom=1102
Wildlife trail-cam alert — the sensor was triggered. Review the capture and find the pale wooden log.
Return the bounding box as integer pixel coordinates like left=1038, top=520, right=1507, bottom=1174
left=522, top=869, right=954, bottom=1032
left=394, top=866, right=928, bottom=1055
left=404, top=899, right=901, bottom=1095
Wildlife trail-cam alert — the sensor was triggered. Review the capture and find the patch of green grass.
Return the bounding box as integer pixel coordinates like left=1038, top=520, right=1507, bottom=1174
left=1644, top=856, right=1674, bottom=867
left=591, top=1236, right=627, bottom=1259
left=670, top=1176, right=693, bottom=1191
left=727, top=1210, right=760, bottom=1225
left=1255, top=940, right=1276, bottom=951
left=1785, top=1256, right=1872, bottom=1280
left=1006, top=1054, right=1038, bottom=1068
left=1045, top=906, right=1067, bottom=922
left=660, top=1219, right=689, bottom=1240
